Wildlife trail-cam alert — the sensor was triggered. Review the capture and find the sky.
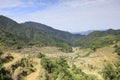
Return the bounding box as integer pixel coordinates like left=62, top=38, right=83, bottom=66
left=0, top=0, right=120, bottom=32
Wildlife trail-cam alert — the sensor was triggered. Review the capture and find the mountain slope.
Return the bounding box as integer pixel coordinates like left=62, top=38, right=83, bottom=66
left=75, top=29, right=120, bottom=48
left=0, top=27, right=27, bottom=49
left=22, top=21, right=83, bottom=43
left=0, top=15, right=72, bottom=52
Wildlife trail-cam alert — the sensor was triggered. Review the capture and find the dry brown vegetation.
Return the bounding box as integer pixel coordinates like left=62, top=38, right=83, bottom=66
left=1, top=45, right=119, bottom=80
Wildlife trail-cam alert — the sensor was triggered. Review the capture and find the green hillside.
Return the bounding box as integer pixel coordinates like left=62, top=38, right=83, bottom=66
left=0, top=28, right=27, bottom=49
left=22, top=22, right=83, bottom=43
left=75, top=29, right=120, bottom=48
left=0, top=15, right=83, bottom=45
left=0, top=15, right=72, bottom=52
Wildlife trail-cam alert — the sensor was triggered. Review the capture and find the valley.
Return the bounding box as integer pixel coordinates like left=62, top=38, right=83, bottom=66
left=0, top=15, right=120, bottom=80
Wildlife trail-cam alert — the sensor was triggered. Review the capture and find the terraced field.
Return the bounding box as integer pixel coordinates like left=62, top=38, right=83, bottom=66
left=1, top=45, right=119, bottom=80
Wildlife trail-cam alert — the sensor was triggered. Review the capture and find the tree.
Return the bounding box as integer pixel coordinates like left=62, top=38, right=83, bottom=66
left=91, top=46, right=96, bottom=52
left=41, top=58, right=55, bottom=73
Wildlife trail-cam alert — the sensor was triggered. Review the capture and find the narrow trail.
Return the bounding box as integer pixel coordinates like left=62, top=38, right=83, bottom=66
left=26, top=58, right=41, bottom=80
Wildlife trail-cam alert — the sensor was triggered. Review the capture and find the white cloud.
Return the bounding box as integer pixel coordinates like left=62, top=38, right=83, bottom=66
left=0, top=0, right=47, bottom=9
left=58, top=0, right=112, bottom=8
left=0, top=0, right=111, bottom=9
left=0, top=0, right=22, bottom=8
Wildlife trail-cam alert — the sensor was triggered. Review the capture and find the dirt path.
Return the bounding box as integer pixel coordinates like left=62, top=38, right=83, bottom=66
left=26, top=58, right=41, bottom=80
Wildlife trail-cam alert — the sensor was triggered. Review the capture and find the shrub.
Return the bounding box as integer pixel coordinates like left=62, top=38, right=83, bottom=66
left=114, top=47, right=120, bottom=56
left=58, top=43, right=73, bottom=53
left=11, top=56, right=35, bottom=72
left=0, top=49, right=3, bottom=56
left=1, top=53, right=14, bottom=63
left=0, top=65, right=12, bottom=80
left=17, top=46, right=22, bottom=50
left=102, top=61, right=120, bottom=80
left=91, top=46, right=96, bottom=52
left=41, top=58, right=55, bottom=73
left=38, top=52, right=45, bottom=58
left=41, top=57, right=98, bottom=80
left=56, top=57, right=69, bottom=68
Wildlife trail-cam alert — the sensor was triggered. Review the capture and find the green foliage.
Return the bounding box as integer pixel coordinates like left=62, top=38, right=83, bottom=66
left=0, top=28, right=27, bottom=50
left=71, top=64, right=97, bottom=80
left=41, top=57, right=73, bottom=80
left=0, top=49, right=4, bottom=56
left=72, top=64, right=82, bottom=74
left=75, top=29, right=120, bottom=48
left=114, top=47, right=120, bottom=56
left=0, top=27, right=72, bottom=51
left=58, top=43, right=73, bottom=53
left=0, top=53, right=14, bottom=64
left=91, top=46, right=96, bottom=52
left=0, top=65, right=12, bottom=80
left=56, top=57, right=69, bottom=68
left=38, top=52, right=45, bottom=58
left=0, top=52, right=12, bottom=80
left=41, top=57, right=98, bottom=80
left=102, top=61, right=120, bottom=80
left=41, top=58, right=55, bottom=73
left=11, top=56, right=35, bottom=73
left=22, top=22, right=83, bottom=43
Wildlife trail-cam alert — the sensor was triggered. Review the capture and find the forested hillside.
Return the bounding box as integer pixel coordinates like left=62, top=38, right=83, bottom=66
left=0, top=28, right=27, bottom=49
left=0, top=15, right=83, bottom=46
left=0, top=15, right=73, bottom=52
left=75, top=29, right=120, bottom=48
left=22, top=22, right=83, bottom=43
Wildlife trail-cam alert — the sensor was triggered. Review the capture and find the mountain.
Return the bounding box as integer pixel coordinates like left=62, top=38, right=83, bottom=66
left=0, top=15, right=74, bottom=52
left=22, top=21, right=83, bottom=42
left=75, top=29, right=120, bottom=48
left=79, top=30, right=94, bottom=35
left=0, top=15, right=83, bottom=42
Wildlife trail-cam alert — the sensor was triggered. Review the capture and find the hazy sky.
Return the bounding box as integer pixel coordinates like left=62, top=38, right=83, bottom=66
left=0, top=0, right=120, bottom=32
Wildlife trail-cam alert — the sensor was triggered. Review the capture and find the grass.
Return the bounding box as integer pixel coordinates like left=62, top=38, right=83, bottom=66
left=80, top=48, right=93, bottom=57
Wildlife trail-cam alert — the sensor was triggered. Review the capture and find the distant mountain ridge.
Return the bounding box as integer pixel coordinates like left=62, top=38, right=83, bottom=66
left=79, top=30, right=94, bottom=35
